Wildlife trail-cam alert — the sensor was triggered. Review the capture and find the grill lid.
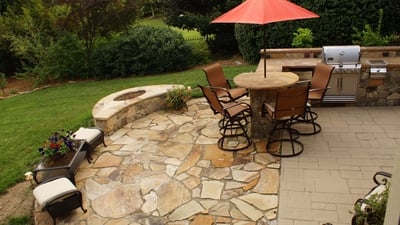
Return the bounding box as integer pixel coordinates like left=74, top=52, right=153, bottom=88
left=322, top=45, right=361, bottom=66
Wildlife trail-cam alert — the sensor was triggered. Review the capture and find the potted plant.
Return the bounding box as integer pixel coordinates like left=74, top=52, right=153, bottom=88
left=352, top=187, right=389, bottom=225
left=38, top=130, right=76, bottom=166
left=166, top=85, right=192, bottom=111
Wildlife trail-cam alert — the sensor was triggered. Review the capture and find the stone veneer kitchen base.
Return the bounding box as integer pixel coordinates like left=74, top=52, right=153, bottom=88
left=92, top=85, right=183, bottom=135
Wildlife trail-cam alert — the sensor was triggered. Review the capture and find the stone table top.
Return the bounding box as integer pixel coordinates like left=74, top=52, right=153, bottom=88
left=233, top=71, right=299, bottom=90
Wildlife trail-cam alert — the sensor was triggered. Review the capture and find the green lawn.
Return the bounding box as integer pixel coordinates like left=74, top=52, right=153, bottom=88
left=0, top=64, right=256, bottom=193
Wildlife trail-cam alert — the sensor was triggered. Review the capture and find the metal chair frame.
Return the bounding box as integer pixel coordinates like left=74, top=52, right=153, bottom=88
left=292, top=63, right=334, bottom=135
left=202, top=63, right=248, bottom=102
left=262, top=84, right=310, bottom=157
left=199, top=85, right=252, bottom=151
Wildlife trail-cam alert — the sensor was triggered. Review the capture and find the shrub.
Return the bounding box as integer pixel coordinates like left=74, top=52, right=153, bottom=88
left=352, top=24, right=389, bottom=46
left=166, top=86, right=192, bottom=111
left=91, top=25, right=194, bottom=79
left=187, top=40, right=211, bottom=65
left=352, top=9, right=389, bottom=46
left=44, top=33, right=87, bottom=80
left=292, top=28, right=314, bottom=48
left=235, top=24, right=263, bottom=64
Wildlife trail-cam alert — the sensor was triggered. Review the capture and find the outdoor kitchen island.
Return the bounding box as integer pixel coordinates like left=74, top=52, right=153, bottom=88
left=262, top=46, right=400, bottom=106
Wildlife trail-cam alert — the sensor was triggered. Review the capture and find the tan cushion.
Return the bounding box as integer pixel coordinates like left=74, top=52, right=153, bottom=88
left=33, top=177, right=77, bottom=209
left=73, top=127, right=101, bottom=142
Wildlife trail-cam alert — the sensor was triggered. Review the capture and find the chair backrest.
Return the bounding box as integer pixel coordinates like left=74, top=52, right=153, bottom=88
left=310, top=63, right=334, bottom=100
left=202, top=63, right=230, bottom=89
left=274, top=84, right=309, bottom=119
left=198, top=85, right=224, bottom=115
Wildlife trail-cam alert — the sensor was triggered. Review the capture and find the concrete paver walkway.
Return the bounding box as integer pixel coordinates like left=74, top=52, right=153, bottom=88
left=34, top=99, right=400, bottom=225
left=278, top=106, right=400, bottom=225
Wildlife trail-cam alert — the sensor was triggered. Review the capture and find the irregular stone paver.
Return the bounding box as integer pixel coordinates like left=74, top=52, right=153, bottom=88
left=93, top=152, right=123, bottom=168
left=191, top=214, right=214, bottom=225
left=140, top=173, right=171, bottom=194
left=141, top=191, right=158, bottom=213
left=239, top=193, right=278, bottom=210
left=232, top=169, right=259, bottom=182
left=201, top=180, right=224, bottom=199
left=168, top=200, right=204, bottom=221
left=92, top=184, right=143, bottom=218
left=33, top=97, right=280, bottom=225
left=253, top=168, right=280, bottom=194
left=231, top=198, right=264, bottom=221
left=156, top=180, right=191, bottom=216
left=176, top=146, right=201, bottom=174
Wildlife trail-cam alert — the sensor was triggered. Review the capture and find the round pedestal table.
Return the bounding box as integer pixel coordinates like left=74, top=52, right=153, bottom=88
left=234, top=71, right=299, bottom=138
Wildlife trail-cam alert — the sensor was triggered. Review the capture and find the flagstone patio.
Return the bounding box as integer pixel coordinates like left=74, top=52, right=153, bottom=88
left=33, top=97, right=400, bottom=225
left=34, top=97, right=281, bottom=225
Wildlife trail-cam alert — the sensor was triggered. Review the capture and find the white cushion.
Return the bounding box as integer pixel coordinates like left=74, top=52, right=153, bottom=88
left=73, top=127, right=101, bottom=142
left=360, top=184, right=387, bottom=211
left=33, top=177, right=77, bottom=209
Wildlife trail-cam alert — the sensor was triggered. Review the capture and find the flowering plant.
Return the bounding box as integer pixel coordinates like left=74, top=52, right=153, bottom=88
left=38, top=130, right=75, bottom=158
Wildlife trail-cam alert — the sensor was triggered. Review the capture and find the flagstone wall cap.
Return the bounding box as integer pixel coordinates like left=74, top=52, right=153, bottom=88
left=92, top=84, right=183, bottom=119
left=260, top=48, right=322, bottom=55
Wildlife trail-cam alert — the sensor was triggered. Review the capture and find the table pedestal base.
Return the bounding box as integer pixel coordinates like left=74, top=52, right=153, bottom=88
left=249, top=89, right=276, bottom=138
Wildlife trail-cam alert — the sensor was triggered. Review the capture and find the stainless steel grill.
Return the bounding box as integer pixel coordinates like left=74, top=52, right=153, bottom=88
left=321, top=45, right=361, bottom=103
left=322, top=45, right=361, bottom=72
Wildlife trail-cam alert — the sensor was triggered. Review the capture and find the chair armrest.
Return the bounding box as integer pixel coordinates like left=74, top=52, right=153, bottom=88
left=309, top=87, right=327, bottom=92
left=210, top=86, right=229, bottom=93
left=261, top=103, right=275, bottom=118
left=296, top=80, right=311, bottom=84
left=373, top=171, right=392, bottom=185
left=209, top=86, right=234, bottom=99
left=223, top=101, right=249, bottom=110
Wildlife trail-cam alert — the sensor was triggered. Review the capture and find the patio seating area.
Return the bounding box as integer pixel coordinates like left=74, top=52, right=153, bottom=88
left=33, top=95, right=400, bottom=225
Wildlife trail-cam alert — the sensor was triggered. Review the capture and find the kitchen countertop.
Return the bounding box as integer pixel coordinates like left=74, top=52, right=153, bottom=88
left=258, top=57, right=400, bottom=72
left=360, top=57, right=400, bottom=69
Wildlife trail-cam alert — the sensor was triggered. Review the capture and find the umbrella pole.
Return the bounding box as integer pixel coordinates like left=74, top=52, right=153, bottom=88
left=263, top=26, right=266, bottom=78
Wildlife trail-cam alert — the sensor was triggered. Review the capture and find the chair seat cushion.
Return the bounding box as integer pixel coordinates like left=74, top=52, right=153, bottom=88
left=73, top=127, right=102, bottom=143
left=229, top=87, right=248, bottom=99
left=33, top=177, right=77, bottom=209
left=360, top=184, right=387, bottom=211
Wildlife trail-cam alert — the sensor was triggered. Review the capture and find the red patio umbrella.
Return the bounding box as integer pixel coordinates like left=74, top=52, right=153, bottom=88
left=212, top=0, right=319, bottom=77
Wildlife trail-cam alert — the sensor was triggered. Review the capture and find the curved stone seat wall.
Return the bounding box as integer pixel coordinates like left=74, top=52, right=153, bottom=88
left=92, top=85, right=183, bottom=135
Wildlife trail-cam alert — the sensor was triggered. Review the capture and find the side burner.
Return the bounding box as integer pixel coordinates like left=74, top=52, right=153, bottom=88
left=368, top=59, right=387, bottom=79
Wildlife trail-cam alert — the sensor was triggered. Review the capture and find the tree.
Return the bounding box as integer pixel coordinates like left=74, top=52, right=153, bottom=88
left=0, top=0, right=62, bottom=81
left=136, top=0, right=161, bottom=17
left=160, top=0, right=242, bottom=54
left=54, top=0, right=137, bottom=66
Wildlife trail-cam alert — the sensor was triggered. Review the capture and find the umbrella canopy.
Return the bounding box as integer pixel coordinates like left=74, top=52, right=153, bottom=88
left=211, top=0, right=319, bottom=77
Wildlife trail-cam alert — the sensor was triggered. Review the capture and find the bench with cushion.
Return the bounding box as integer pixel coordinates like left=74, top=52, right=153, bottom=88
left=72, top=127, right=106, bottom=162
left=33, top=177, right=87, bottom=225
left=352, top=171, right=392, bottom=225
